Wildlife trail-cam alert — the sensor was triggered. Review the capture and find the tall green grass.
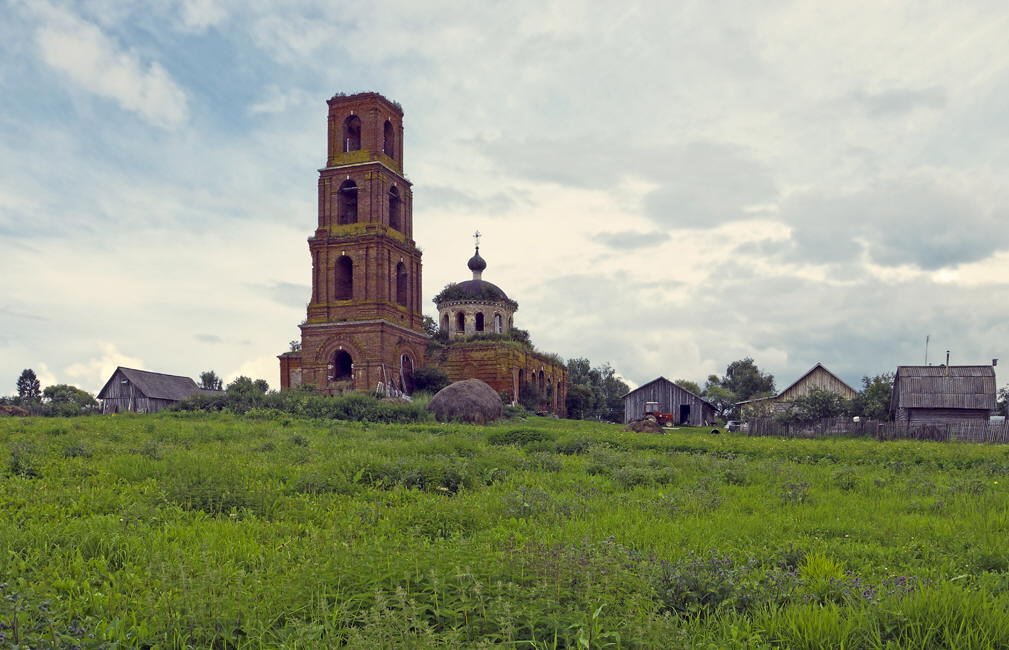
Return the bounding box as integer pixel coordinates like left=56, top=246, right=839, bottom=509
left=2, top=413, right=1009, bottom=647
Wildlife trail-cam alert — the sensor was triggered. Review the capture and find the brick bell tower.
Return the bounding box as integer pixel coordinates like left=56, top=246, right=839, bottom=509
left=279, top=92, right=429, bottom=394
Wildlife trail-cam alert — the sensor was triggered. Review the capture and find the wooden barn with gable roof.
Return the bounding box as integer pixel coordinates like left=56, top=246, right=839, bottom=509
left=890, top=365, right=996, bottom=424
left=738, top=363, right=857, bottom=417
left=622, top=376, right=717, bottom=426
left=98, top=367, right=210, bottom=414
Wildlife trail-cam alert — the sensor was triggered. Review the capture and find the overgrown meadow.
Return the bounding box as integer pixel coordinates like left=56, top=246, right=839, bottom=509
left=3, top=413, right=1009, bottom=648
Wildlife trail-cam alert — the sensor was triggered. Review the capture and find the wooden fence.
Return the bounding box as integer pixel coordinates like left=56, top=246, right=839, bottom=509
left=747, top=417, right=1009, bottom=444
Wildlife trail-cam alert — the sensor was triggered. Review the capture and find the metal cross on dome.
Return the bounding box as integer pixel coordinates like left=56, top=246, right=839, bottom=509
left=473, top=230, right=481, bottom=250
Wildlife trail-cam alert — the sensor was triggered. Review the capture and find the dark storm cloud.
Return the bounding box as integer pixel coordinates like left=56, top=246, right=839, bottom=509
left=779, top=176, right=1007, bottom=270
left=592, top=230, right=670, bottom=249
left=848, top=87, right=946, bottom=117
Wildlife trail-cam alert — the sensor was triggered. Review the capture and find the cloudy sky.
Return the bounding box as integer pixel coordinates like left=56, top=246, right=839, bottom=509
left=2, top=0, right=1007, bottom=395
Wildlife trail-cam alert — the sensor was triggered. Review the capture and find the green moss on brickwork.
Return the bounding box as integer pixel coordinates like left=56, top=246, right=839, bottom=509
left=327, top=223, right=409, bottom=244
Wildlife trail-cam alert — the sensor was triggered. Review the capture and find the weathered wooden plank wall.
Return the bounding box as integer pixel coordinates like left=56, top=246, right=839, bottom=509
left=623, top=378, right=715, bottom=426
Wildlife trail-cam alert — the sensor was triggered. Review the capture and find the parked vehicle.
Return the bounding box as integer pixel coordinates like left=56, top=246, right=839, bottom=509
left=726, top=420, right=748, bottom=432
left=644, top=401, right=676, bottom=427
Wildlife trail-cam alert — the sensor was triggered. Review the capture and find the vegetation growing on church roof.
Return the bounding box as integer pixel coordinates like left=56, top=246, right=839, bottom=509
left=433, top=282, right=518, bottom=308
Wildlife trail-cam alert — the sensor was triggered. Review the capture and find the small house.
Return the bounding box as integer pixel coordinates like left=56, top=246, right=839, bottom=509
left=98, top=367, right=209, bottom=414
left=737, top=363, right=857, bottom=417
left=890, top=365, right=996, bottom=423
left=622, top=376, right=717, bottom=426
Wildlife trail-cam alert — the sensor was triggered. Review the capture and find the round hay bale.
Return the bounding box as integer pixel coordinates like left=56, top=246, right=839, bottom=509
left=626, top=418, right=664, bottom=434
left=427, top=379, right=503, bottom=424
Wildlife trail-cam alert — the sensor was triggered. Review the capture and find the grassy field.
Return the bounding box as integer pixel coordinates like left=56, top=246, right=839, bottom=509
left=3, top=413, right=1009, bottom=648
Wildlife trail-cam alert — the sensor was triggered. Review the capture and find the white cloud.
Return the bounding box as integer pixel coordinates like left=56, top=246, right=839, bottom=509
left=34, top=362, right=58, bottom=388
left=31, top=2, right=188, bottom=129
left=65, top=344, right=145, bottom=393
left=178, top=0, right=228, bottom=31
left=226, top=355, right=281, bottom=388
left=249, top=85, right=312, bottom=115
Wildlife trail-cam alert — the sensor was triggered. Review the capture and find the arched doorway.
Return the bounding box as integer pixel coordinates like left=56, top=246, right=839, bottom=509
left=330, top=350, right=353, bottom=381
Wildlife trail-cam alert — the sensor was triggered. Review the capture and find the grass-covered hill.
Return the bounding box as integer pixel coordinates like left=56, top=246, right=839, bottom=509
left=3, top=413, right=1009, bottom=648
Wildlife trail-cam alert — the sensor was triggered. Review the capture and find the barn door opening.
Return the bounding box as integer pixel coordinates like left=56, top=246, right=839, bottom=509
left=678, top=404, right=690, bottom=425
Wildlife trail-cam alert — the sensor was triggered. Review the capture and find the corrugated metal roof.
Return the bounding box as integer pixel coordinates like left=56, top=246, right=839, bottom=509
left=893, top=365, right=996, bottom=411
left=98, top=367, right=202, bottom=401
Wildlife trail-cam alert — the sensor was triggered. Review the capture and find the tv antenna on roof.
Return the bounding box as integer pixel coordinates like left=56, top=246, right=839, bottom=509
left=924, top=334, right=930, bottom=365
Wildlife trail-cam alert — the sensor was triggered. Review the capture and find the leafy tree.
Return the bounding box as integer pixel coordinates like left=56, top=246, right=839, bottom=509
left=851, top=373, right=894, bottom=420
left=998, top=384, right=1008, bottom=417
left=780, top=388, right=851, bottom=424
left=675, top=379, right=702, bottom=396
left=564, top=358, right=629, bottom=421
left=702, top=378, right=739, bottom=419
left=412, top=367, right=450, bottom=394
left=422, top=315, right=440, bottom=338
left=199, top=370, right=223, bottom=391
left=227, top=376, right=269, bottom=395
left=565, top=384, right=595, bottom=420
left=720, top=358, right=775, bottom=402
left=16, top=369, right=41, bottom=402
left=42, top=384, right=98, bottom=416
left=288, top=340, right=302, bottom=353
left=702, top=359, right=775, bottom=419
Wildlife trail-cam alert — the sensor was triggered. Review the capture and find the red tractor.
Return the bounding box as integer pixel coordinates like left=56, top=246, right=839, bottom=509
left=644, top=401, right=676, bottom=427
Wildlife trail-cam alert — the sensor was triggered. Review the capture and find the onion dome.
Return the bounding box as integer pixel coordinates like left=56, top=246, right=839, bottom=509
left=468, top=247, right=487, bottom=274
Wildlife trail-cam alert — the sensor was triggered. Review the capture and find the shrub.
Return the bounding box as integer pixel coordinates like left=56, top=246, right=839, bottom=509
left=487, top=429, right=554, bottom=446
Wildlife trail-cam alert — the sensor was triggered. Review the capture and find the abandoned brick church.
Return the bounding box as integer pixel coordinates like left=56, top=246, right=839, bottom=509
left=278, top=92, right=567, bottom=415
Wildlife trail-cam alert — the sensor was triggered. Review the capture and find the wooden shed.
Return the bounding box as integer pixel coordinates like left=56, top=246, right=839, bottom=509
left=622, top=376, right=717, bottom=426
left=890, top=365, right=996, bottom=424
left=98, top=367, right=207, bottom=414
left=737, top=363, right=857, bottom=417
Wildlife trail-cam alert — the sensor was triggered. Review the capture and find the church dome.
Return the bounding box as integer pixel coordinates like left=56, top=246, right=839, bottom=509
left=468, top=249, right=487, bottom=273
left=447, top=279, right=510, bottom=302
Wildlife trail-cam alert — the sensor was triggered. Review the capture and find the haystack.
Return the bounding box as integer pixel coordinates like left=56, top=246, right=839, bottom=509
left=428, top=379, right=502, bottom=424
left=626, top=418, right=664, bottom=434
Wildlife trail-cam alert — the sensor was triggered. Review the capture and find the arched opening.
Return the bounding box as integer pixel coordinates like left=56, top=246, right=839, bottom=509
left=334, top=256, right=353, bottom=300
left=395, top=261, right=408, bottom=307
left=494, top=313, right=503, bottom=334
left=388, top=186, right=401, bottom=231
left=441, top=313, right=449, bottom=332
left=538, top=370, right=546, bottom=394
left=383, top=120, right=395, bottom=157
left=338, top=180, right=358, bottom=224
left=475, top=312, right=485, bottom=332
left=343, top=115, right=361, bottom=152
left=400, top=353, right=414, bottom=394
left=456, top=312, right=465, bottom=333
left=330, top=350, right=353, bottom=381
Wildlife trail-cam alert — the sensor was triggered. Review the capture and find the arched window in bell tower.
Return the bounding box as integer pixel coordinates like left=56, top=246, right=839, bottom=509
left=494, top=313, right=503, bottom=333
left=383, top=120, right=395, bottom=157
left=389, top=186, right=401, bottom=231
left=334, top=256, right=353, bottom=300
left=456, top=312, right=465, bottom=333
left=395, top=261, right=408, bottom=306
left=441, top=313, right=449, bottom=332
left=475, top=312, right=485, bottom=332
left=343, top=115, right=361, bottom=152
left=338, top=180, right=357, bottom=224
